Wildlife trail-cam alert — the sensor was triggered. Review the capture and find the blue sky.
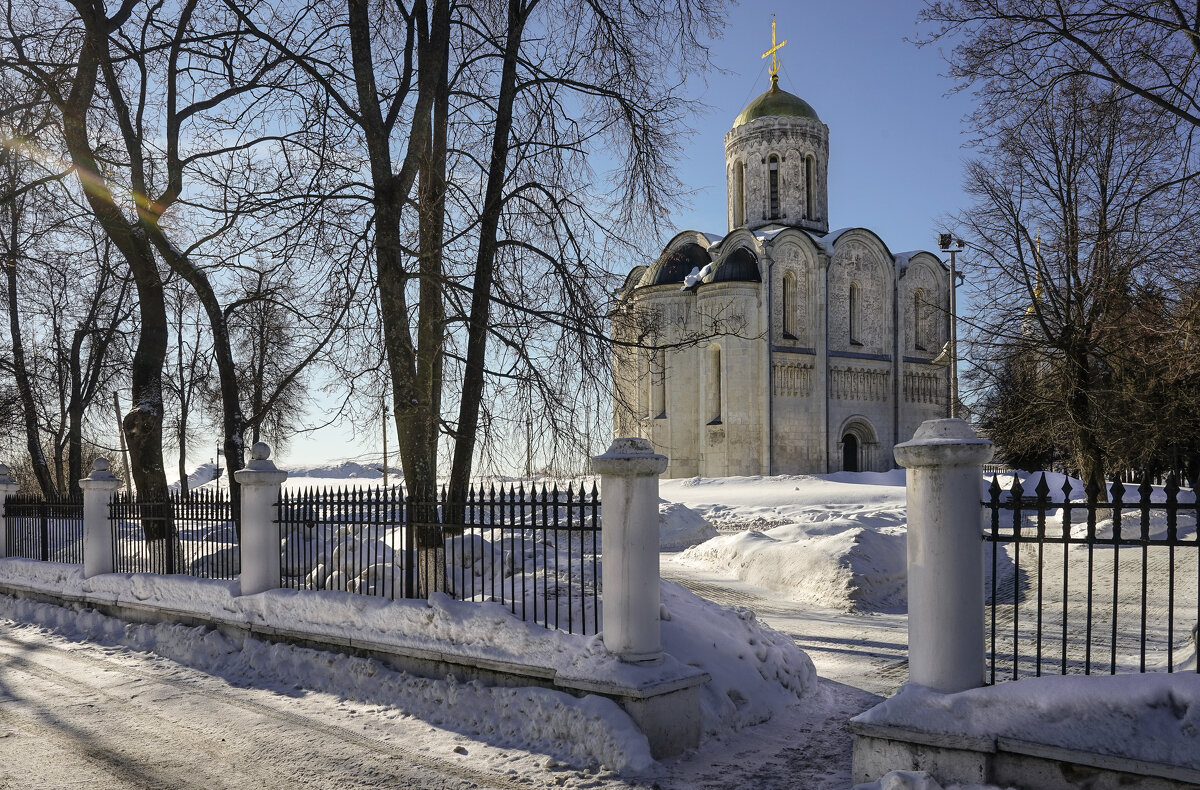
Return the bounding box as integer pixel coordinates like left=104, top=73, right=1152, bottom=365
left=278, top=1, right=978, bottom=469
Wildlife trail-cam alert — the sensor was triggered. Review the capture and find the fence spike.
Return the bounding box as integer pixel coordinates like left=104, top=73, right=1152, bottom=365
left=1085, top=473, right=1102, bottom=503
left=1165, top=473, right=1180, bottom=502
left=1110, top=478, right=1125, bottom=505
left=1138, top=474, right=1154, bottom=503
left=1033, top=472, right=1050, bottom=501
left=988, top=475, right=1002, bottom=502
left=1060, top=476, right=1073, bottom=500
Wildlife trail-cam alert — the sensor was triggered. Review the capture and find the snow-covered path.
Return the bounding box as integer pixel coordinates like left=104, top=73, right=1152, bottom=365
left=663, top=558, right=910, bottom=696
left=0, top=622, right=634, bottom=790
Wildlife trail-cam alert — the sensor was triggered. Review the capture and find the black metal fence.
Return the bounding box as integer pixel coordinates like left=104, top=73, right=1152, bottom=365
left=983, top=472, right=1199, bottom=683
left=278, top=486, right=408, bottom=598
left=110, top=490, right=238, bottom=578
left=277, top=482, right=602, bottom=635
left=4, top=494, right=84, bottom=563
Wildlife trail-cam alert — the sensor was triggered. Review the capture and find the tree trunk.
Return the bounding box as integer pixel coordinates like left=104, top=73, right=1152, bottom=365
left=448, top=0, right=525, bottom=502
left=346, top=0, right=449, bottom=505
left=142, top=232, right=247, bottom=527
left=67, top=328, right=86, bottom=496
left=177, top=414, right=188, bottom=498
left=1064, top=344, right=1107, bottom=500
left=60, top=10, right=173, bottom=542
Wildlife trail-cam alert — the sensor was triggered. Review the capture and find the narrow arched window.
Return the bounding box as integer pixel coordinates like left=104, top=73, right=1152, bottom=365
left=805, top=155, right=815, bottom=220
left=913, top=289, right=926, bottom=351
left=782, top=271, right=797, bottom=338
left=849, top=282, right=861, bottom=345
left=768, top=155, right=780, bottom=219
left=651, top=349, right=666, bottom=417
left=733, top=161, right=746, bottom=227
left=707, top=344, right=722, bottom=424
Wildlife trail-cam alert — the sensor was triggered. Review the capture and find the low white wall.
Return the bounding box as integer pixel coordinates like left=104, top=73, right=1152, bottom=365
left=0, top=558, right=707, bottom=759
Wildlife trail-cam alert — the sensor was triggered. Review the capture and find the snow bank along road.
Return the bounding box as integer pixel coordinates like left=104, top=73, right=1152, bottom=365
left=0, top=623, right=633, bottom=790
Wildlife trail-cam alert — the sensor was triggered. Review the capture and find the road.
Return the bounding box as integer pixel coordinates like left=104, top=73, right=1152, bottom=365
left=0, top=622, right=631, bottom=790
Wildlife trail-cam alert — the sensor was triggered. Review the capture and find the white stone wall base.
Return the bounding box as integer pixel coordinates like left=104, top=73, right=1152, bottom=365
left=0, top=577, right=707, bottom=760
left=850, top=721, right=1200, bottom=789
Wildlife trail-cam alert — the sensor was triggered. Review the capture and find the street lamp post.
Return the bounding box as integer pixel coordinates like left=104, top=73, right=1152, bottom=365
left=938, top=234, right=964, bottom=419
left=214, top=445, right=224, bottom=495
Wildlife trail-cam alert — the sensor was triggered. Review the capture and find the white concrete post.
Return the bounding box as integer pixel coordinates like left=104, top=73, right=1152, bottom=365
left=0, top=464, right=19, bottom=558
left=894, top=418, right=994, bottom=693
left=80, top=458, right=122, bottom=578
left=593, top=437, right=668, bottom=663
left=235, top=441, right=287, bottom=596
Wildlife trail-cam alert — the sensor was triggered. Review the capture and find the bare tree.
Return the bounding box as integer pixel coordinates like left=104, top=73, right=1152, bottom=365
left=230, top=0, right=725, bottom=506
left=163, top=280, right=212, bottom=496
left=0, top=79, right=62, bottom=497
left=0, top=0, right=358, bottom=522
left=957, top=76, right=1198, bottom=482
left=920, top=0, right=1200, bottom=139
left=47, top=231, right=135, bottom=495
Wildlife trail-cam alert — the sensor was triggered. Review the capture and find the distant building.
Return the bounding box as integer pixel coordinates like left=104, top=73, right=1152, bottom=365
left=612, top=32, right=951, bottom=477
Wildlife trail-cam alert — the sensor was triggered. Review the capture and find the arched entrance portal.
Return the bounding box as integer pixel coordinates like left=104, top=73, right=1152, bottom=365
left=842, top=433, right=859, bottom=472
left=836, top=416, right=878, bottom=473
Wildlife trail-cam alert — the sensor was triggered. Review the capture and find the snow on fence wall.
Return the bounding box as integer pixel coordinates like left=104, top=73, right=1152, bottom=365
left=983, top=472, right=1200, bottom=682
left=277, top=483, right=602, bottom=635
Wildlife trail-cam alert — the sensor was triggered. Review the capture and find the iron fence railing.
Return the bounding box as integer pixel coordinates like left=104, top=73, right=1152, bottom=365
left=4, top=494, right=84, bottom=563
left=278, top=486, right=407, bottom=598
left=277, top=482, right=602, bottom=635
left=433, top=482, right=601, bottom=635
left=110, top=490, right=238, bottom=578
left=983, top=472, right=1199, bottom=683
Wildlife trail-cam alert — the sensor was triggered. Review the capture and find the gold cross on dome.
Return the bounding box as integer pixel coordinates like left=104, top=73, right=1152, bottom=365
left=762, top=15, right=787, bottom=80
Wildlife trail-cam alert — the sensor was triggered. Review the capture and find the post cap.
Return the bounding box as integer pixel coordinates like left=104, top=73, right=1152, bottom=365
left=87, top=457, right=119, bottom=481
left=236, top=441, right=288, bottom=484
left=894, top=418, right=994, bottom=469
left=592, top=437, right=668, bottom=477
left=79, top=456, right=121, bottom=490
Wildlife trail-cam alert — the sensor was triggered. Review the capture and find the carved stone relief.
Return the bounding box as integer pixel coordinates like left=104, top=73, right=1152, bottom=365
left=903, top=263, right=944, bottom=353
left=830, top=240, right=886, bottom=353
left=773, top=361, right=814, bottom=397
left=773, top=243, right=810, bottom=345
left=904, top=371, right=945, bottom=404
left=831, top=366, right=890, bottom=401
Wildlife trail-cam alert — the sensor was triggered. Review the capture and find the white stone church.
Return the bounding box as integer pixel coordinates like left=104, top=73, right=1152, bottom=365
left=612, top=61, right=952, bottom=477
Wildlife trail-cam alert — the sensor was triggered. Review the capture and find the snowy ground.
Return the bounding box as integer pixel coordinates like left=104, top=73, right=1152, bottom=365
left=2, top=467, right=1197, bottom=789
